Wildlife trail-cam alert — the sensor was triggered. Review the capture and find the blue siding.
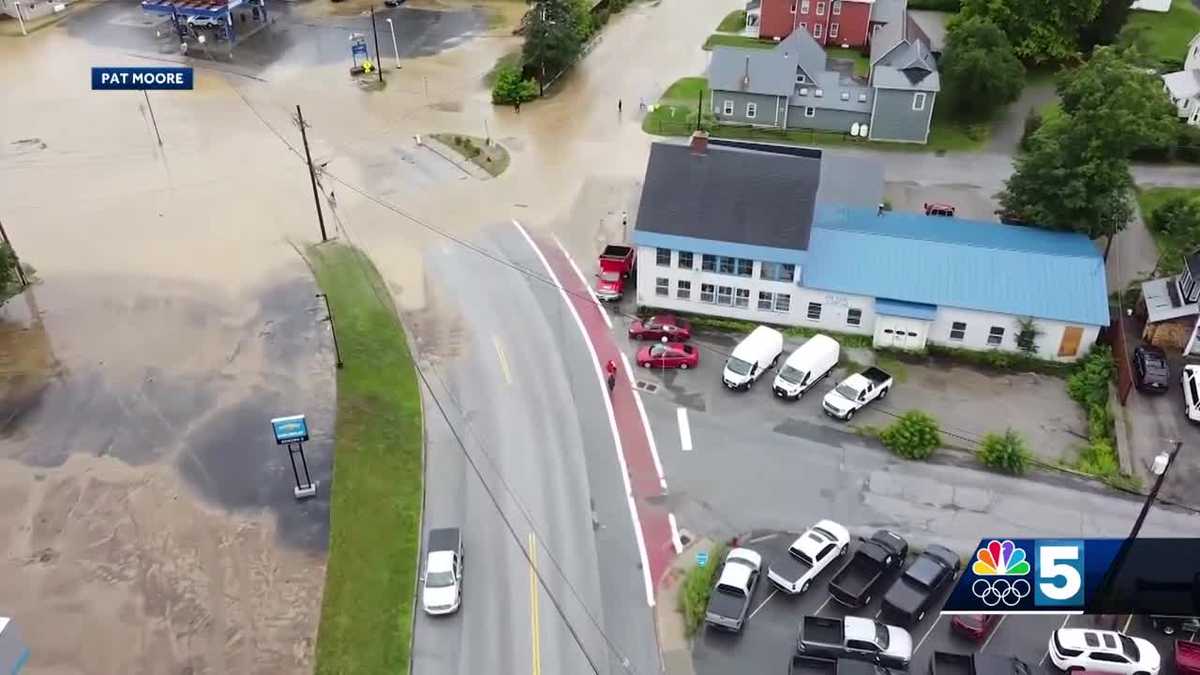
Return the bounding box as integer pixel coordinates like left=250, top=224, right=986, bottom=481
left=876, top=298, right=938, bottom=320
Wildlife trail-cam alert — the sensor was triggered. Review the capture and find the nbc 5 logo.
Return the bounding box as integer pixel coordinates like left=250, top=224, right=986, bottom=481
left=1034, top=540, right=1085, bottom=607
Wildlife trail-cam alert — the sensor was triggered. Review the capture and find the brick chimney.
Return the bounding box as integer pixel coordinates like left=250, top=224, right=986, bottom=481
left=690, top=130, right=709, bottom=155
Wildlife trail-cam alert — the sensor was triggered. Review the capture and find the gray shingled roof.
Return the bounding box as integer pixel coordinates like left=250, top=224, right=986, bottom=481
left=791, top=72, right=873, bottom=112
left=868, top=1, right=939, bottom=92
left=870, top=0, right=904, bottom=26
left=633, top=141, right=820, bottom=250
left=709, top=29, right=827, bottom=97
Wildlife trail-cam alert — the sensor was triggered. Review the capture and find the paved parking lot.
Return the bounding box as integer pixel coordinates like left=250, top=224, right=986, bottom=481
left=692, top=530, right=1190, bottom=675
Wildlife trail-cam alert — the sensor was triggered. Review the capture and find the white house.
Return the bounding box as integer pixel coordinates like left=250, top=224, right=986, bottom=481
left=1131, top=0, right=1171, bottom=12
left=1163, top=32, right=1200, bottom=126
left=632, top=135, right=1110, bottom=361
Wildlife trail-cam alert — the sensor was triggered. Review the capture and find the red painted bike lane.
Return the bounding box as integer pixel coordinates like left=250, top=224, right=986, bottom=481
left=531, top=234, right=676, bottom=592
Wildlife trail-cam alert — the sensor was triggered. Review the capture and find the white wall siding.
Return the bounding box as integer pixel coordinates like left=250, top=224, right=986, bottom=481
left=927, top=305, right=1100, bottom=361
left=636, top=247, right=806, bottom=324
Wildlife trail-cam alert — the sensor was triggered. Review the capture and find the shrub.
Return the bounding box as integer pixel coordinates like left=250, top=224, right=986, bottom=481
left=978, top=429, right=1032, bottom=474
left=1015, top=317, right=1041, bottom=356
left=908, top=0, right=961, bottom=9
left=678, top=544, right=727, bottom=636
left=1066, top=346, right=1114, bottom=411
left=491, top=64, right=539, bottom=105
left=879, top=411, right=942, bottom=460
left=1019, top=110, right=1043, bottom=152
left=1148, top=194, right=1200, bottom=238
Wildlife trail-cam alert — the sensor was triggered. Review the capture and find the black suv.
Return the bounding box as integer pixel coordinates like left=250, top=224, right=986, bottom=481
left=1132, top=345, right=1170, bottom=393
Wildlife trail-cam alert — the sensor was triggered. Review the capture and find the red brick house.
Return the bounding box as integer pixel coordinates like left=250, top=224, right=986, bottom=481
left=756, top=0, right=901, bottom=48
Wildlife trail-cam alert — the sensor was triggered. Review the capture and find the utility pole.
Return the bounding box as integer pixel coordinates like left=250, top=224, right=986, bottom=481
left=12, top=1, right=26, bottom=35
left=316, top=293, right=344, bottom=368
left=143, top=90, right=163, bottom=146
left=370, top=6, right=384, bottom=84
left=0, top=218, right=29, bottom=287
left=695, top=89, right=703, bottom=132
left=295, top=105, right=328, bottom=243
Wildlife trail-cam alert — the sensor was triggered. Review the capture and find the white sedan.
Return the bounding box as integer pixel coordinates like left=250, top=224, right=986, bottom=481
left=1048, top=628, right=1160, bottom=675
left=767, top=519, right=850, bottom=594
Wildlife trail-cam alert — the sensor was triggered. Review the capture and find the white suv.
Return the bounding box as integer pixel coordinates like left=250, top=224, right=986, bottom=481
left=1048, top=628, right=1159, bottom=674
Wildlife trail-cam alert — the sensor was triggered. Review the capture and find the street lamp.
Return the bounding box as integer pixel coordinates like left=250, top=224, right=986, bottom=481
left=12, top=1, right=27, bottom=35
left=385, top=17, right=400, bottom=68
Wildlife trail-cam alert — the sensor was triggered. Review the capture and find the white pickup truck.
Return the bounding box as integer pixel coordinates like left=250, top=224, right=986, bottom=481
left=822, top=367, right=892, bottom=421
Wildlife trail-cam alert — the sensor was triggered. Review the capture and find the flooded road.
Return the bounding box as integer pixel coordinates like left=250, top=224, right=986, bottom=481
left=0, top=0, right=735, bottom=669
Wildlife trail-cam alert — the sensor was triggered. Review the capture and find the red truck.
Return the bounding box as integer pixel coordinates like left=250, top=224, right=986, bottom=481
left=595, top=244, right=636, bottom=301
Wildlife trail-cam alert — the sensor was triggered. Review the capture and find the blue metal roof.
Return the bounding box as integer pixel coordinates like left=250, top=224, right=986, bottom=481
left=876, top=298, right=938, bottom=320
left=804, top=206, right=1110, bottom=326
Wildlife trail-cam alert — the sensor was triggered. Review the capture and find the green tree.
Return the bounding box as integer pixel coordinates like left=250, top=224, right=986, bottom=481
left=1056, top=47, right=1178, bottom=158
left=978, top=429, right=1032, bottom=474
left=1078, top=0, right=1131, bottom=52
left=1015, top=317, right=1041, bottom=356
left=879, top=411, right=942, bottom=460
left=939, top=16, right=1025, bottom=119
left=1148, top=195, right=1200, bottom=239
left=0, top=244, right=14, bottom=289
left=960, top=0, right=1101, bottom=62
left=521, top=0, right=592, bottom=91
left=491, top=64, right=539, bottom=105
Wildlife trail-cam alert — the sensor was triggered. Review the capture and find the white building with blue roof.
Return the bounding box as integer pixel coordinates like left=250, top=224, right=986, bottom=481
left=631, top=135, right=1109, bottom=361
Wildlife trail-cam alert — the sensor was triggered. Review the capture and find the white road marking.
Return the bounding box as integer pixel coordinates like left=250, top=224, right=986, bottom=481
left=553, top=235, right=612, bottom=330
left=513, top=219, right=655, bottom=607
left=814, top=595, right=833, bottom=616
left=1040, top=615, right=1073, bottom=666
left=1122, top=614, right=1132, bottom=633
left=668, top=513, right=683, bottom=553
left=748, top=589, right=778, bottom=620
left=979, top=615, right=1007, bottom=653
left=913, top=614, right=943, bottom=656
left=493, top=335, right=512, bottom=385
left=621, top=352, right=666, bottom=490
left=677, top=407, right=693, bottom=451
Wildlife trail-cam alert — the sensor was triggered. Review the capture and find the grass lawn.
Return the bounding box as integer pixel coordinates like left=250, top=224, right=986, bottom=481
left=703, top=33, right=776, bottom=50
left=309, top=242, right=423, bottom=675
left=1136, top=187, right=1200, bottom=274
left=826, top=47, right=869, bottom=78
left=430, top=133, right=511, bottom=177
left=1121, top=0, right=1200, bottom=67
left=716, top=9, right=746, bottom=32
left=484, top=49, right=522, bottom=87
left=642, top=76, right=711, bottom=133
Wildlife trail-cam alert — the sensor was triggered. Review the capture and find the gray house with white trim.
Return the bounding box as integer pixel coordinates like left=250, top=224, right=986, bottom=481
left=708, top=0, right=939, bottom=143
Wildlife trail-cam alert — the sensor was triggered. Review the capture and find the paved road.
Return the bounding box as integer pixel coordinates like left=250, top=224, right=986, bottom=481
left=411, top=225, right=660, bottom=675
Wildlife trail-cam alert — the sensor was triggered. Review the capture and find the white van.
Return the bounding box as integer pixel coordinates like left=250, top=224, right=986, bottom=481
left=772, top=334, right=840, bottom=400
left=723, top=326, right=784, bottom=390
left=1182, top=365, right=1200, bottom=422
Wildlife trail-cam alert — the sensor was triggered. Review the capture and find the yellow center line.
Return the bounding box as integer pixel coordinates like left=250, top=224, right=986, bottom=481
left=494, top=336, right=513, bottom=385
left=528, top=532, right=541, bottom=675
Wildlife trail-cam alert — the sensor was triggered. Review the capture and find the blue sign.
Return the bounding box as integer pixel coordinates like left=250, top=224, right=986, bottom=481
left=92, top=67, right=194, bottom=91
left=352, top=42, right=368, bottom=56
left=696, top=551, right=709, bottom=568
left=271, top=415, right=309, bottom=444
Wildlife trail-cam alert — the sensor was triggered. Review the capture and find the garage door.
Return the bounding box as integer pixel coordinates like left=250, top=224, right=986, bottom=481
left=875, top=318, right=929, bottom=350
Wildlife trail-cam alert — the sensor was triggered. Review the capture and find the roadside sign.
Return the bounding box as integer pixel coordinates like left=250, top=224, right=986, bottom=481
left=270, top=415, right=309, bottom=444
left=696, top=551, right=709, bottom=568
left=351, top=42, right=367, bottom=57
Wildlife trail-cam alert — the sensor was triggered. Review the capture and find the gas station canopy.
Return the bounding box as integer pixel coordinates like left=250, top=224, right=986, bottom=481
left=140, top=0, right=243, bottom=18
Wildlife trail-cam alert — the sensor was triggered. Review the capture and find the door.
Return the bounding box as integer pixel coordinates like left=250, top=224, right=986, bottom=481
left=1058, top=326, right=1083, bottom=357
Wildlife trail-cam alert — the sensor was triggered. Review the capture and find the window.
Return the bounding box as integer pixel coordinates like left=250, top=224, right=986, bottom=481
left=678, top=251, right=693, bottom=269
left=832, top=0, right=841, bottom=13
left=760, top=262, right=795, bottom=282
left=858, top=92, right=867, bottom=102
left=718, top=256, right=735, bottom=274
left=758, top=291, right=774, bottom=311
left=813, top=23, right=822, bottom=38
left=702, top=254, right=717, bottom=271
left=814, top=87, right=824, bottom=97
left=816, top=1, right=825, bottom=14
left=949, top=321, right=966, bottom=341
left=656, top=247, right=671, bottom=266
left=912, top=92, right=927, bottom=111
left=790, top=0, right=796, bottom=10
left=736, top=258, right=753, bottom=276
left=717, top=285, right=733, bottom=305
left=840, top=91, right=849, bottom=101
left=1090, top=654, right=1129, bottom=664
left=735, top=288, right=750, bottom=308
left=830, top=22, right=839, bottom=38
left=796, top=71, right=808, bottom=84
left=805, top=106, right=816, bottom=117
left=746, top=102, right=757, bottom=119
left=655, top=277, right=669, bottom=296
left=988, top=326, right=1005, bottom=346
left=775, top=294, right=792, bottom=312
left=807, top=302, right=822, bottom=320
left=800, top=0, right=809, bottom=11
left=847, top=308, right=862, bottom=326
left=799, top=21, right=807, bottom=31
left=677, top=279, right=691, bottom=299
left=700, top=283, right=715, bottom=303
left=722, top=99, right=734, bottom=115
left=798, top=87, right=809, bottom=96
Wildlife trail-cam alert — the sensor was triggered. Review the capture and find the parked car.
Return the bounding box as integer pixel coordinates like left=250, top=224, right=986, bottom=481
left=773, top=334, right=840, bottom=401
left=790, top=655, right=905, bottom=675
left=796, top=615, right=913, bottom=668
left=594, top=244, right=635, bottom=301
left=722, top=325, right=783, bottom=390
left=822, top=367, right=892, bottom=421
left=421, top=527, right=463, bottom=615
left=636, top=342, right=699, bottom=370
left=1149, top=615, right=1200, bottom=635
left=1047, top=628, right=1160, bottom=675
left=767, top=519, right=850, bottom=594
left=924, top=203, right=956, bottom=217
left=950, top=614, right=1002, bottom=642
left=1177, top=639, right=1200, bottom=675
left=1132, top=345, right=1170, bottom=393
left=930, top=651, right=1031, bottom=675
left=881, top=544, right=961, bottom=625
left=187, top=14, right=224, bottom=29
left=704, top=547, right=762, bottom=632
left=628, top=314, right=692, bottom=342
left=828, top=530, right=908, bottom=608
left=1182, top=365, right=1200, bottom=422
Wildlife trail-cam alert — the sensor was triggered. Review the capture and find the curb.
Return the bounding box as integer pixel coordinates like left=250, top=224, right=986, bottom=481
left=654, top=536, right=708, bottom=675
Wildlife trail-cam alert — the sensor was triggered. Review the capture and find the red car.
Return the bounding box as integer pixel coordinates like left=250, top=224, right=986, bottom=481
left=637, top=343, right=699, bottom=369
left=628, top=315, right=692, bottom=342
left=950, top=614, right=1001, bottom=641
